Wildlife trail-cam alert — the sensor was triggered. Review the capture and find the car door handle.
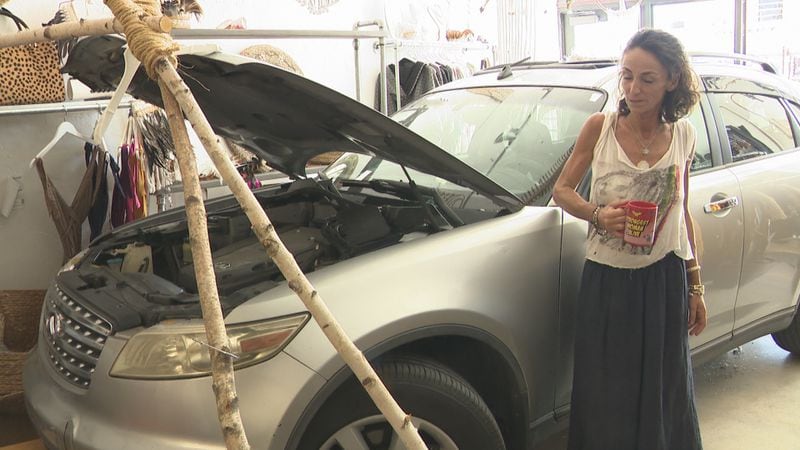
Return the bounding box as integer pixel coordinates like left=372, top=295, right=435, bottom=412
left=703, top=196, right=739, bottom=213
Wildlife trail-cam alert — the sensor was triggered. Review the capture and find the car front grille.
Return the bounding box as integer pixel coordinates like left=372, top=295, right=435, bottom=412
left=42, top=285, right=112, bottom=388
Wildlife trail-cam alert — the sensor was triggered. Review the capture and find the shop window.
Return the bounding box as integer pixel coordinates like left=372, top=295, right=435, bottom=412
left=712, top=93, right=795, bottom=161
left=559, top=1, right=640, bottom=59
left=651, top=0, right=735, bottom=53
left=758, top=0, right=782, bottom=22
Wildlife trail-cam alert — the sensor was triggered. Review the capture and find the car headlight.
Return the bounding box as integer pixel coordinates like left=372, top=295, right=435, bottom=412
left=110, top=313, right=310, bottom=379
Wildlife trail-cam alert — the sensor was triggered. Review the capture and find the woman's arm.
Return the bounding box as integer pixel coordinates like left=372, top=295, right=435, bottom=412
left=683, top=159, right=707, bottom=336
left=553, top=112, right=626, bottom=236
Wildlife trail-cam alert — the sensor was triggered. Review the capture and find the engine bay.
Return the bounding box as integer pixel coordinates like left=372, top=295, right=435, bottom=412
left=57, top=179, right=457, bottom=329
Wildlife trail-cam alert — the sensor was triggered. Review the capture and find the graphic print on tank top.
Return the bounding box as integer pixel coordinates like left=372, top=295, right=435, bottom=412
left=592, top=164, right=681, bottom=255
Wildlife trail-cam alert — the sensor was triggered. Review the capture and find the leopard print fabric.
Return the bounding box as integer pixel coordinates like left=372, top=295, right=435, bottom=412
left=0, top=41, right=65, bottom=106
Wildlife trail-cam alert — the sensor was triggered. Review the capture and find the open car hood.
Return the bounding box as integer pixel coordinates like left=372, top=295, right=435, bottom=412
left=63, top=36, right=522, bottom=209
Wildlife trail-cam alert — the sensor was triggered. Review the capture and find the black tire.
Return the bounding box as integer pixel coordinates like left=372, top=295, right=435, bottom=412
left=298, top=355, right=506, bottom=450
left=772, top=311, right=800, bottom=355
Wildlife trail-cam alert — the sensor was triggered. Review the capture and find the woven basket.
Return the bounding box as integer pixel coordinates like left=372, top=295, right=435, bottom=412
left=308, top=151, right=343, bottom=166
left=0, top=290, right=45, bottom=352
left=240, top=44, right=303, bottom=75
left=0, top=350, right=28, bottom=397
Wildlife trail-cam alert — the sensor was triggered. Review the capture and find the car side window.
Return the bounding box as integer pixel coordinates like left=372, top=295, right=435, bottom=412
left=686, top=105, right=712, bottom=171
left=711, top=93, right=795, bottom=162
left=788, top=101, right=800, bottom=126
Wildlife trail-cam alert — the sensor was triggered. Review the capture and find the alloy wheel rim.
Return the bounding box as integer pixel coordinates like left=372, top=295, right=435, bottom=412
left=320, top=414, right=458, bottom=450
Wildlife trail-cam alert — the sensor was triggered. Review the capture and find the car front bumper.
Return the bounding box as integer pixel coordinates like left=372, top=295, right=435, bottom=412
left=23, top=335, right=325, bottom=450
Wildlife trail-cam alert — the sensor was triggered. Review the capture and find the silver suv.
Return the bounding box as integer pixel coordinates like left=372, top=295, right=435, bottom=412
left=23, top=41, right=800, bottom=450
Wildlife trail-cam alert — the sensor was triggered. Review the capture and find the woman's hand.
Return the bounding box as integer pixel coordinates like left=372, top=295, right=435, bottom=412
left=688, top=292, right=707, bottom=336
left=599, top=200, right=628, bottom=238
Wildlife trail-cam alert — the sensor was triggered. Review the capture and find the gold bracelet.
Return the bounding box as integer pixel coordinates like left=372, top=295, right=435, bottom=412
left=591, top=204, right=607, bottom=236
left=688, top=284, right=705, bottom=296
left=687, top=265, right=701, bottom=273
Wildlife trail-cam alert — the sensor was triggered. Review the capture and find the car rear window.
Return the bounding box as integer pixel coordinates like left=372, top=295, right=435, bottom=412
left=712, top=92, right=796, bottom=161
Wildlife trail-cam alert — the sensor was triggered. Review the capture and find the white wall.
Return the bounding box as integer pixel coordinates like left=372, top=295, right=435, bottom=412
left=0, top=105, right=128, bottom=289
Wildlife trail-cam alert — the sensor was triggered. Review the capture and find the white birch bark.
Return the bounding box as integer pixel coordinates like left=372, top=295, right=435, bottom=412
left=0, top=17, right=171, bottom=49
left=101, top=1, right=250, bottom=447
left=158, top=80, right=250, bottom=449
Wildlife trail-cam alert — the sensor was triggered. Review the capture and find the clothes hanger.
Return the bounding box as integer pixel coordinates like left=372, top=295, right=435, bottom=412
left=30, top=109, right=95, bottom=168
left=92, top=46, right=140, bottom=150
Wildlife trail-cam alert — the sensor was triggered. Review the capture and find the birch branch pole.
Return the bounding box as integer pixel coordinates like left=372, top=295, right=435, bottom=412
left=0, top=16, right=171, bottom=49
left=0, top=0, right=428, bottom=448
left=111, top=2, right=250, bottom=448
left=158, top=80, right=250, bottom=448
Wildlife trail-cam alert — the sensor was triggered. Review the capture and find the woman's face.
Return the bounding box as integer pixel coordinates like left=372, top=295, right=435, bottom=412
left=620, top=47, right=677, bottom=115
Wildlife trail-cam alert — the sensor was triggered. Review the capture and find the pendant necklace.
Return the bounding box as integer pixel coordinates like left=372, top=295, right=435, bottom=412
left=626, top=119, right=662, bottom=169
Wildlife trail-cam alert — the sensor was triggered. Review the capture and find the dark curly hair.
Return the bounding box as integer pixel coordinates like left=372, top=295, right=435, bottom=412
left=618, top=29, right=700, bottom=123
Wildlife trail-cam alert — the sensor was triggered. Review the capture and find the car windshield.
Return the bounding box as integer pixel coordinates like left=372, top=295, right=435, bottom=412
left=325, top=86, right=606, bottom=206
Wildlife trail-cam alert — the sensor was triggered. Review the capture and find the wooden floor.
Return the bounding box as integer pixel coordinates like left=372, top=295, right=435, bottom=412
left=0, top=441, right=44, bottom=450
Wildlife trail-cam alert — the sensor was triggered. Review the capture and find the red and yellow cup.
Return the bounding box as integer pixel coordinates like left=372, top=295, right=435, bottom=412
left=623, top=200, right=658, bottom=246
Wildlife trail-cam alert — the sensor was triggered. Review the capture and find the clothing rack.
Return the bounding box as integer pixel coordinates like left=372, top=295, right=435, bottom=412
left=171, top=23, right=389, bottom=109
left=375, top=39, right=495, bottom=113
left=0, top=100, right=131, bottom=117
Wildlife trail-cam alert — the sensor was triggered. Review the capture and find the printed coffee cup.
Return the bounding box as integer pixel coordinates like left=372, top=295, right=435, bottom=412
left=623, top=200, right=658, bottom=246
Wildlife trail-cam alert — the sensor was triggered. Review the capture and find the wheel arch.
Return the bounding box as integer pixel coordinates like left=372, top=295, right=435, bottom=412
left=285, top=325, right=530, bottom=450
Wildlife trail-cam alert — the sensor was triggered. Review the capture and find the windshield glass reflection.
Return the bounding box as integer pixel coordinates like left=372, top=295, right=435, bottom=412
left=326, top=86, right=605, bottom=206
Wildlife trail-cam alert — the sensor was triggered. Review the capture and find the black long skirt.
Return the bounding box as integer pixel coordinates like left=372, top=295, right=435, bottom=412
left=567, top=252, right=703, bottom=450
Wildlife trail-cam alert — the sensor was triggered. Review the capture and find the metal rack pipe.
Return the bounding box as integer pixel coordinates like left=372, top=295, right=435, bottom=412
left=0, top=100, right=131, bottom=117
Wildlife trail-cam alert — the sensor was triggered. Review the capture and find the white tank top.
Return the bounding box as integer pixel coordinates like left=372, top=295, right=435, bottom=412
left=586, top=111, right=695, bottom=269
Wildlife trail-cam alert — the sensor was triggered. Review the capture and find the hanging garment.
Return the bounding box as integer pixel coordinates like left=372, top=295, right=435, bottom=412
left=237, top=161, right=262, bottom=190
left=110, top=151, right=131, bottom=228
left=133, top=144, right=149, bottom=219
left=374, top=58, right=437, bottom=115
left=34, top=146, right=107, bottom=262
left=122, top=142, right=142, bottom=221
left=108, top=142, right=142, bottom=227
left=85, top=143, right=109, bottom=241
left=430, top=63, right=444, bottom=87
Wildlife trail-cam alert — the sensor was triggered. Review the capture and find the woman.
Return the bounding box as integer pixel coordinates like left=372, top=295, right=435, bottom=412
left=553, top=29, right=707, bottom=450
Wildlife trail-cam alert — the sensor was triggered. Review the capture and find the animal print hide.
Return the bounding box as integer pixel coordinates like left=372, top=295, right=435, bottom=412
left=0, top=42, right=65, bottom=106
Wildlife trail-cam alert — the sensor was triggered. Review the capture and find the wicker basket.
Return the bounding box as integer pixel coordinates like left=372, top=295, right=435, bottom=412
left=0, top=290, right=45, bottom=352
left=0, top=350, right=28, bottom=399
left=308, top=152, right=343, bottom=166
left=240, top=44, right=303, bottom=75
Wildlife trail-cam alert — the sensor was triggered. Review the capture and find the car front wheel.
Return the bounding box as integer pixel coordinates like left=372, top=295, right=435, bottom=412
left=772, top=309, right=800, bottom=355
left=298, top=355, right=506, bottom=450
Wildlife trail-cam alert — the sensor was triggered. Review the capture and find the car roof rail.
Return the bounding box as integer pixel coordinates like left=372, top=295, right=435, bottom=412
left=477, top=58, right=618, bottom=76
left=689, top=52, right=777, bottom=74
